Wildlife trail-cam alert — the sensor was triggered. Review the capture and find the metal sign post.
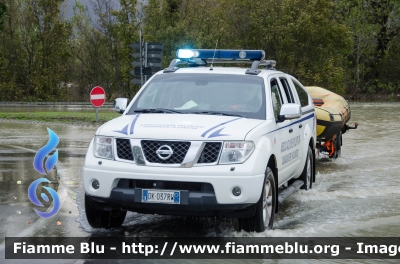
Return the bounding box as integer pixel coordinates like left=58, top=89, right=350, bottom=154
left=90, top=86, right=106, bottom=123
left=140, top=29, right=144, bottom=87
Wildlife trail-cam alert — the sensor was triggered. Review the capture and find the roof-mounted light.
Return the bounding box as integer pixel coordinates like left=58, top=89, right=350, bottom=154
left=176, top=49, right=265, bottom=61
left=176, top=49, right=199, bottom=59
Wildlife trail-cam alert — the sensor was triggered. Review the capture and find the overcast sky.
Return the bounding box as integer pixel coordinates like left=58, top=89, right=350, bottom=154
left=64, top=0, right=92, bottom=19
left=64, top=0, right=124, bottom=19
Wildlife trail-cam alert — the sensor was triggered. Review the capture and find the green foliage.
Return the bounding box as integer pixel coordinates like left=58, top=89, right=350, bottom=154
left=338, top=0, right=400, bottom=99
left=143, top=0, right=352, bottom=94
left=112, top=0, right=140, bottom=98
left=68, top=0, right=139, bottom=101
left=0, top=0, right=399, bottom=101
left=0, top=2, right=6, bottom=30
left=0, top=110, right=119, bottom=123
left=0, top=0, right=72, bottom=101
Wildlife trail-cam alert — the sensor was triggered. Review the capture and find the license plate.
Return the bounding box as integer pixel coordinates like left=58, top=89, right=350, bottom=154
left=142, top=189, right=180, bottom=204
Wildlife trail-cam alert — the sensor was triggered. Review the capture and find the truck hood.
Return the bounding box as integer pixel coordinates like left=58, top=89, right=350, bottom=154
left=97, top=114, right=265, bottom=140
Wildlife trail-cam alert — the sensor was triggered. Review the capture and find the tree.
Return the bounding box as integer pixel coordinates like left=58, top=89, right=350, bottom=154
left=111, top=0, right=139, bottom=98
left=143, top=0, right=225, bottom=66
left=69, top=0, right=139, bottom=101
left=0, top=0, right=72, bottom=101
left=339, top=0, right=400, bottom=99
left=143, top=0, right=352, bottom=93
left=0, top=1, right=6, bottom=31
left=249, top=0, right=352, bottom=93
left=0, top=0, right=399, bottom=101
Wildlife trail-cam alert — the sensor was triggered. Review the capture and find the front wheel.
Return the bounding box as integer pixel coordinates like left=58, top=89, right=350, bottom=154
left=238, top=168, right=276, bottom=232
left=85, top=194, right=127, bottom=229
left=300, top=146, right=313, bottom=190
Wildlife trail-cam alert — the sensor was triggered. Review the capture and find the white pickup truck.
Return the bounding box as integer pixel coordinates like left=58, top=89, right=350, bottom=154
left=82, top=49, right=316, bottom=232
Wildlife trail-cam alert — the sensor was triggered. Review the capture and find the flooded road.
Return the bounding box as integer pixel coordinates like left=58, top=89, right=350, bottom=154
left=1, top=103, right=400, bottom=262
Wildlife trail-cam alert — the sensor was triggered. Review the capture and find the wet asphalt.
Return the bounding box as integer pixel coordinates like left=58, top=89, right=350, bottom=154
left=1, top=103, right=400, bottom=263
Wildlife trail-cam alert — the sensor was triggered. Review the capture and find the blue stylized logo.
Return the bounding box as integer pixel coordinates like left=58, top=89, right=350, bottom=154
left=29, top=128, right=60, bottom=218
left=33, top=128, right=59, bottom=175
left=200, top=117, right=242, bottom=138
left=28, top=178, right=61, bottom=218
left=114, top=114, right=141, bottom=135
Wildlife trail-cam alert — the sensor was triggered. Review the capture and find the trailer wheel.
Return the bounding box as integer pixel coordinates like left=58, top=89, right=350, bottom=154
left=238, top=168, right=276, bottom=232
left=300, top=146, right=313, bottom=190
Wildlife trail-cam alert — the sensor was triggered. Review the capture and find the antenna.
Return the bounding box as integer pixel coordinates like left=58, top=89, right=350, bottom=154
left=210, top=39, right=218, bottom=70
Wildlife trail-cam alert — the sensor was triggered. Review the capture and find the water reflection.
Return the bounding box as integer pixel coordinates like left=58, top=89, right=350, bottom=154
left=1, top=103, right=400, bottom=244
left=0, top=104, right=113, bottom=113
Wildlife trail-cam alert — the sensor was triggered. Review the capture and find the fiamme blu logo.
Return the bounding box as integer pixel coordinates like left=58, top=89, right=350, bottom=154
left=28, top=128, right=61, bottom=218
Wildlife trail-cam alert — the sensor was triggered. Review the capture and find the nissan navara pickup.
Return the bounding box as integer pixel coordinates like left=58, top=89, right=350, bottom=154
left=82, top=49, right=316, bottom=232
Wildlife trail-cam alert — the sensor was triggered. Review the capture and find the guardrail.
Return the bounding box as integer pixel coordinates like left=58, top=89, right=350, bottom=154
left=1, top=101, right=399, bottom=106
left=0, top=102, right=114, bottom=107
left=348, top=101, right=400, bottom=104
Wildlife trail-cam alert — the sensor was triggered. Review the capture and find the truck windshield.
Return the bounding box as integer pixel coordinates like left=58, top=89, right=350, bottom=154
left=127, top=73, right=266, bottom=120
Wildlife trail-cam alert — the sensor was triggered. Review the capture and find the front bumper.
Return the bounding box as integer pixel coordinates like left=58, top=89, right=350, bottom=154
left=86, top=186, right=257, bottom=218
left=83, top=142, right=267, bottom=203
left=82, top=164, right=265, bottom=202
left=82, top=140, right=267, bottom=217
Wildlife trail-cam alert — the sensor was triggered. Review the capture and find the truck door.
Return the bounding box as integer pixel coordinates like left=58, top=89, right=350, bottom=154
left=277, top=76, right=302, bottom=180
left=270, top=77, right=300, bottom=183
left=288, top=77, right=315, bottom=177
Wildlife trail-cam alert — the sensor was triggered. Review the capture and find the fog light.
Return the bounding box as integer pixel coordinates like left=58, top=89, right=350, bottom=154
left=232, top=187, right=241, bottom=196
left=92, top=180, right=100, bottom=189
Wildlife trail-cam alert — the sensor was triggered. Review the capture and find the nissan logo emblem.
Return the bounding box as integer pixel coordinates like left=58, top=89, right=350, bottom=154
left=156, top=145, right=174, bottom=160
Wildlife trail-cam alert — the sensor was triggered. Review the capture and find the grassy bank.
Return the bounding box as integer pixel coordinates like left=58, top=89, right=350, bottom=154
left=0, top=111, right=120, bottom=124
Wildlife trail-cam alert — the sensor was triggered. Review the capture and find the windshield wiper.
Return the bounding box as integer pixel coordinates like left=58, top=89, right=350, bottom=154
left=134, top=108, right=184, bottom=114
left=191, top=111, right=245, bottom=118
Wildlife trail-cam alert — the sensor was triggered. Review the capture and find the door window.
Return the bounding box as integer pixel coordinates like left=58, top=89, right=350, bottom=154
left=271, top=79, right=283, bottom=121
left=292, top=79, right=310, bottom=107
left=279, top=77, right=294, bottom=103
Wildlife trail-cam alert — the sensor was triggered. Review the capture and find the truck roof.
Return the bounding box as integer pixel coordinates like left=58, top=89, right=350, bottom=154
left=155, top=66, right=285, bottom=77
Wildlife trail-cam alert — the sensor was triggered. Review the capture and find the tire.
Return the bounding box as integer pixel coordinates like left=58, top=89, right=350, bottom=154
left=238, top=168, right=276, bottom=232
left=85, top=194, right=127, bottom=228
left=300, top=146, right=313, bottom=190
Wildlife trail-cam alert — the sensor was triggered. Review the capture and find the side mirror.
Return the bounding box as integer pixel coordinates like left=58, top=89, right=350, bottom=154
left=114, top=98, right=129, bottom=114
left=278, top=103, right=301, bottom=122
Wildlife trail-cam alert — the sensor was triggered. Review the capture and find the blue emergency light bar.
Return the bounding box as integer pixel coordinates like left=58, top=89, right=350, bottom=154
left=176, top=49, right=265, bottom=61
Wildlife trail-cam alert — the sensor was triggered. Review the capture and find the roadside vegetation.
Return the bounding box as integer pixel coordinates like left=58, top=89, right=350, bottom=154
left=0, top=0, right=399, bottom=102
left=0, top=111, right=120, bottom=124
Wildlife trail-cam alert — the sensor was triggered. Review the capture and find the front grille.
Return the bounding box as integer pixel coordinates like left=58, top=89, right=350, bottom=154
left=197, top=142, right=222, bottom=164
left=141, top=140, right=191, bottom=164
left=117, top=179, right=214, bottom=193
left=116, top=138, right=134, bottom=161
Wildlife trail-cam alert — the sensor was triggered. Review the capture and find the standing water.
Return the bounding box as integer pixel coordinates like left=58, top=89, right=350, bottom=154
left=1, top=103, right=400, bottom=241
left=267, top=103, right=400, bottom=237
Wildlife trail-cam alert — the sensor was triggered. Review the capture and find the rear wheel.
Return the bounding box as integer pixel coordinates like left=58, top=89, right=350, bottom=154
left=238, top=168, right=276, bottom=232
left=300, top=146, right=313, bottom=190
left=85, top=194, right=127, bottom=228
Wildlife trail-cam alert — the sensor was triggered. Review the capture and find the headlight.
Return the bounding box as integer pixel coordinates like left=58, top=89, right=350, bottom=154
left=93, top=136, right=113, bottom=159
left=219, top=141, right=254, bottom=164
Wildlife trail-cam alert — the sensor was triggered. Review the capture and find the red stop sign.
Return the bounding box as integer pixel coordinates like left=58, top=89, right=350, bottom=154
left=90, top=86, right=106, bottom=107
